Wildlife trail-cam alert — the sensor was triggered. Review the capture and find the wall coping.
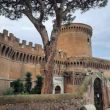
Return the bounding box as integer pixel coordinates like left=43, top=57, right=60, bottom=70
left=0, top=94, right=83, bottom=105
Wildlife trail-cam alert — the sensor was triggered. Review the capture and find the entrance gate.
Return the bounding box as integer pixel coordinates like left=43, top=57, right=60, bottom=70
left=55, top=86, right=61, bottom=94
left=94, top=78, right=103, bottom=110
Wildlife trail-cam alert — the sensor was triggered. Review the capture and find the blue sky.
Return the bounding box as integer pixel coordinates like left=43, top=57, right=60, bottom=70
left=0, top=1, right=110, bottom=60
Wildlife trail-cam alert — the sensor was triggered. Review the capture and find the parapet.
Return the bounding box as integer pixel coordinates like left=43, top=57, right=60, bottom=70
left=3, top=29, right=8, bottom=36
left=60, top=23, right=92, bottom=37
left=35, top=44, right=42, bottom=50
left=0, top=29, right=43, bottom=55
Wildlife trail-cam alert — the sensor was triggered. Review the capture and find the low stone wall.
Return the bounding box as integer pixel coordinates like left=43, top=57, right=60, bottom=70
left=0, top=94, right=83, bottom=110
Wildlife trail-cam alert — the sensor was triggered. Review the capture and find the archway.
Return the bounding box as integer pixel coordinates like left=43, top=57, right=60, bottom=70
left=94, top=78, right=103, bottom=110
left=55, top=85, right=61, bottom=94
left=80, top=105, right=96, bottom=110
left=80, top=107, right=86, bottom=110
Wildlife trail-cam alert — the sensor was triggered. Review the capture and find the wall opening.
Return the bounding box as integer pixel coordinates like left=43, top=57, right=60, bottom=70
left=55, top=86, right=61, bottom=94
left=94, top=78, right=103, bottom=110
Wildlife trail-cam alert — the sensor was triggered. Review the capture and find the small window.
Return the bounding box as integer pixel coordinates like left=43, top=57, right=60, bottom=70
left=10, top=81, right=14, bottom=87
left=87, top=38, right=90, bottom=43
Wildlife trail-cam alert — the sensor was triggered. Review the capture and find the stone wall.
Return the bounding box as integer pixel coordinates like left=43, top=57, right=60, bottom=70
left=0, top=94, right=83, bottom=110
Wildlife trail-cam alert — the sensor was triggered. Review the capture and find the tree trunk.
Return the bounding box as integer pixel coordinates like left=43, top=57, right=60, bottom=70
left=24, top=12, right=60, bottom=94
left=42, top=30, right=59, bottom=94
left=42, top=43, right=56, bottom=94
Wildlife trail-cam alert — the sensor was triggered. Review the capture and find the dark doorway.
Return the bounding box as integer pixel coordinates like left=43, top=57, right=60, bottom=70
left=55, top=86, right=61, bottom=94
left=80, top=107, right=86, bottom=110
left=94, top=78, right=103, bottom=110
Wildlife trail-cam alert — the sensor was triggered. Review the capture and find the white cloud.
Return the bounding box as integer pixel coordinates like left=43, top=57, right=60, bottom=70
left=0, top=1, right=110, bottom=60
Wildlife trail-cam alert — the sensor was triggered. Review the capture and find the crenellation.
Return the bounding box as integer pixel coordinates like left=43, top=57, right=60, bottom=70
left=8, top=33, right=16, bottom=42
left=9, top=33, right=14, bottom=38
left=15, top=38, right=20, bottom=43
left=0, top=33, right=2, bottom=37
left=22, top=40, right=26, bottom=45
left=9, top=33, right=16, bottom=42
left=28, top=42, right=33, bottom=47
left=34, top=44, right=42, bottom=50
left=3, top=29, right=8, bottom=36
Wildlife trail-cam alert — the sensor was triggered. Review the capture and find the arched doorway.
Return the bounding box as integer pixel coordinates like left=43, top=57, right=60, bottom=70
left=80, top=107, right=86, bottom=110
left=94, top=78, right=103, bottom=110
left=80, top=105, right=96, bottom=110
left=55, top=85, right=61, bottom=94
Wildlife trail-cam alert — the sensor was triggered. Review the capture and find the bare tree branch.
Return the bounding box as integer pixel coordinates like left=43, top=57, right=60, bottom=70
left=22, top=9, right=49, bottom=46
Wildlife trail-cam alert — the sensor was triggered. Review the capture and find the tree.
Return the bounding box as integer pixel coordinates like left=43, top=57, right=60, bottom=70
left=0, top=0, right=108, bottom=94
left=33, top=75, right=43, bottom=94
left=25, top=72, right=32, bottom=93
left=11, top=79, right=24, bottom=94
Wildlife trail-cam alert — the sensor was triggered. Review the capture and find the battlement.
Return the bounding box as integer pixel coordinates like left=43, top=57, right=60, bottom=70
left=60, top=23, right=92, bottom=37
left=0, top=29, right=68, bottom=65
left=0, top=29, right=43, bottom=52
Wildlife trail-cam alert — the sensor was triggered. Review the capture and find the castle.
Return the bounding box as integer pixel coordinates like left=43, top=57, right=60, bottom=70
left=0, top=23, right=110, bottom=109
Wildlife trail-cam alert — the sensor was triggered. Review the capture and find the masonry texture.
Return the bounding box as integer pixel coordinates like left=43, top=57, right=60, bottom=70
left=0, top=23, right=110, bottom=109
left=0, top=94, right=83, bottom=110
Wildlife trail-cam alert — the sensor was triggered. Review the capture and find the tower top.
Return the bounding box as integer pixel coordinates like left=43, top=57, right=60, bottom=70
left=60, top=23, right=92, bottom=37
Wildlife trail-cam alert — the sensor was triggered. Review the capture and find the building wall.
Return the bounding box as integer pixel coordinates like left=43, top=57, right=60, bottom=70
left=0, top=55, right=42, bottom=94
left=57, top=23, right=92, bottom=57
left=0, top=30, right=45, bottom=94
left=0, top=23, right=110, bottom=96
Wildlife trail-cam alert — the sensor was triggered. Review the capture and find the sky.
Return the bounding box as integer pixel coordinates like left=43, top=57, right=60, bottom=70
left=0, top=1, right=110, bottom=60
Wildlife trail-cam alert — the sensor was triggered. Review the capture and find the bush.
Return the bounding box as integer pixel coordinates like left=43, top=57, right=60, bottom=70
left=11, top=79, right=24, bottom=94
left=24, top=72, right=32, bottom=93
left=3, top=88, right=14, bottom=95
left=32, top=75, right=43, bottom=94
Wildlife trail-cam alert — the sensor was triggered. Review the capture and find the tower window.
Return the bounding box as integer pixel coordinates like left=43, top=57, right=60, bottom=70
left=87, top=38, right=90, bottom=43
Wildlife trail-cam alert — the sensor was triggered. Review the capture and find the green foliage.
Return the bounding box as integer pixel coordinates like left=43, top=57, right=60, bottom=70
left=24, top=72, right=32, bottom=93
left=0, top=0, right=108, bottom=23
left=32, top=75, right=43, bottom=94
left=11, top=79, right=24, bottom=94
left=3, top=88, right=14, bottom=95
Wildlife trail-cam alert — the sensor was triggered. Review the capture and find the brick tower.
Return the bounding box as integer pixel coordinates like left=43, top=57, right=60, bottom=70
left=57, top=23, right=93, bottom=57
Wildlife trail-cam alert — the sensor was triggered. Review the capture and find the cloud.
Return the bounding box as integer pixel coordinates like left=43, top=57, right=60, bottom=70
left=74, top=1, right=110, bottom=60
left=0, top=1, right=110, bottom=60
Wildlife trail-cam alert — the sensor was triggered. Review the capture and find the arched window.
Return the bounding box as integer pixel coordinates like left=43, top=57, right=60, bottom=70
left=33, top=56, right=35, bottom=64
left=20, top=53, right=23, bottom=61
left=30, top=55, right=32, bottom=63
left=12, top=52, right=16, bottom=60
left=8, top=48, right=12, bottom=58
left=5, top=47, right=10, bottom=57
left=1, top=45, right=6, bottom=55
left=55, top=86, right=61, bottom=94
left=39, top=57, right=42, bottom=62
left=16, top=52, right=19, bottom=60
left=27, top=55, right=29, bottom=62
left=94, top=78, right=103, bottom=110
left=23, top=54, right=26, bottom=62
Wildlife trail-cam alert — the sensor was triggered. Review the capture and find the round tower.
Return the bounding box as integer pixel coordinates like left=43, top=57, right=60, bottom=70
left=57, top=23, right=92, bottom=57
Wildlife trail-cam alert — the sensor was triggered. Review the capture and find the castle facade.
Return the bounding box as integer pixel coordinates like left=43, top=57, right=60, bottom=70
left=0, top=23, right=110, bottom=109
